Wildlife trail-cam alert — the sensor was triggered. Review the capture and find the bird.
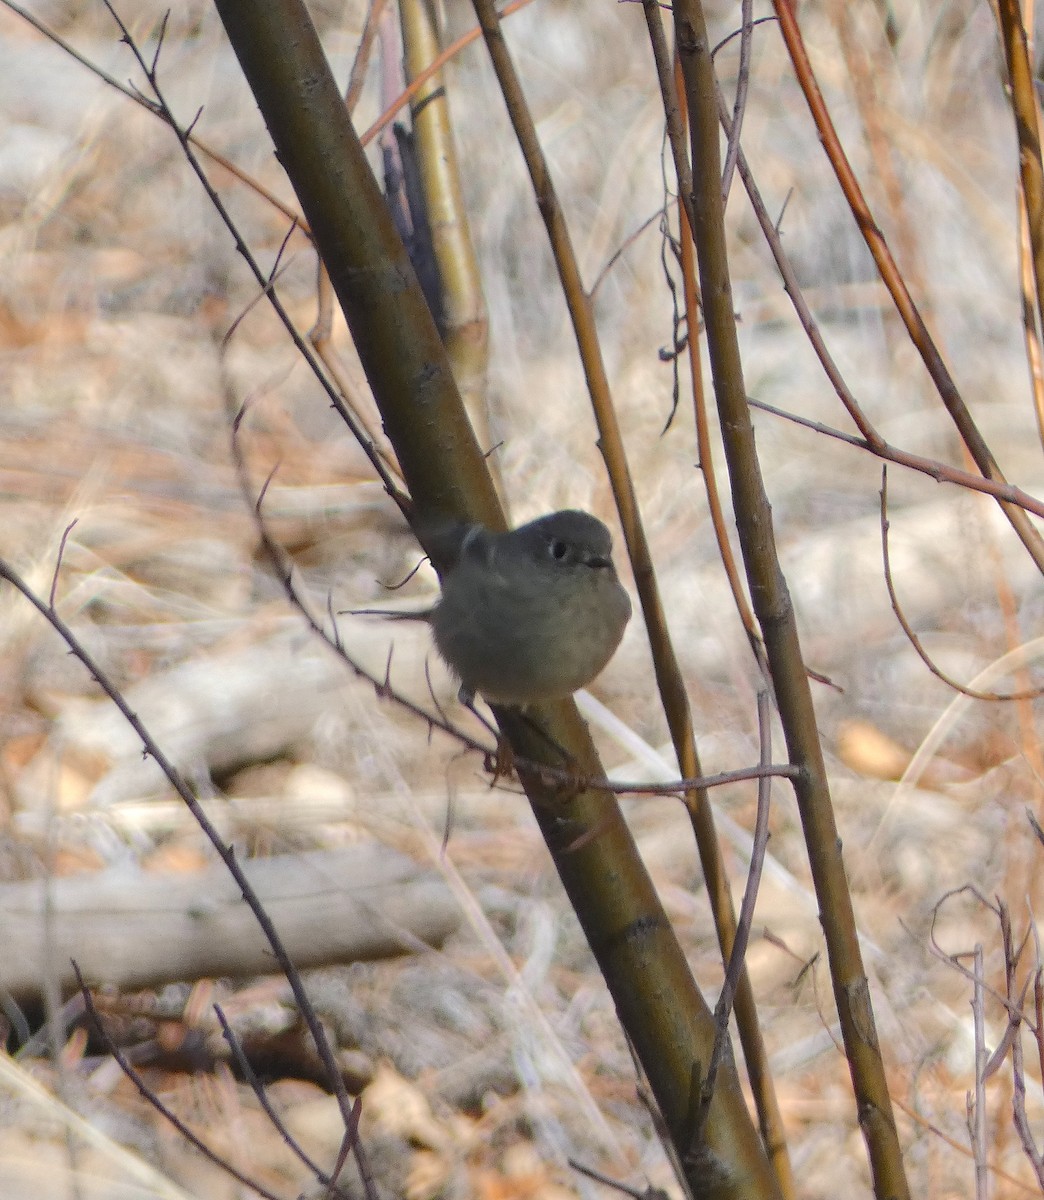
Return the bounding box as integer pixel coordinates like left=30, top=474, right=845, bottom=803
left=421, top=509, right=632, bottom=706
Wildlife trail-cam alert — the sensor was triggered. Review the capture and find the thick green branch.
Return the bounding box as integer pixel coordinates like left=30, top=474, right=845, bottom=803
left=211, top=3, right=778, bottom=1196
left=213, top=0, right=500, bottom=530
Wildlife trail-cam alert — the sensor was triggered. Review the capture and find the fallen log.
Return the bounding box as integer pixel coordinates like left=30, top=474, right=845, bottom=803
left=0, top=845, right=459, bottom=1003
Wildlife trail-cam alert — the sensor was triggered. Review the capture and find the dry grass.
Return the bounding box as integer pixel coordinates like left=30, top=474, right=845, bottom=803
left=0, top=0, right=1043, bottom=1197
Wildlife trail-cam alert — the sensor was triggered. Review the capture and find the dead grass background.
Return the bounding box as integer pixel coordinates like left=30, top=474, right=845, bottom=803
left=1, top=0, right=1043, bottom=1197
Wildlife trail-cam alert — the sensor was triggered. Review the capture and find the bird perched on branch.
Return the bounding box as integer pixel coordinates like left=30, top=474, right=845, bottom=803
left=361, top=509, right=632, bottom=706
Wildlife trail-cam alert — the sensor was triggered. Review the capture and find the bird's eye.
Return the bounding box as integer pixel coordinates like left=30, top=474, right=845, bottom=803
left=549, top=539, right=569, bottom=561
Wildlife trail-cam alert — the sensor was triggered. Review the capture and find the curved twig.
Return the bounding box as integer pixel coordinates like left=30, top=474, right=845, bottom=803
left=879, top=467, right=1044, bottom=703
left=74, top=969, right=290, bottom=1200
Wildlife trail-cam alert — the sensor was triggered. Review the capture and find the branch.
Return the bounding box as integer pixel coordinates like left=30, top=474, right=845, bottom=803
left=673, top=0, right=909, bottom=1193
left=770, top=0, right=1044, bottom=575
left=880, top=467, right=1044, bottom=702
left=74, top=965, right=298, bottom=1200
left=0, top=549, right=362, bottom=1141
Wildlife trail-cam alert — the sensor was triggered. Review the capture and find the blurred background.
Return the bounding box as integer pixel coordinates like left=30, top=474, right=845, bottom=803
left=0, top=0, right=1042, bottom=1196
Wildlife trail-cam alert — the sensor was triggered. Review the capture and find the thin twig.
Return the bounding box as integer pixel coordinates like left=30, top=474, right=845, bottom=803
left=927, top=887, right=1039, bottom=1028
left=748, top=398, right=1044, bottom=519
left=323, top=1114, right=365, bottom=1200
left=359, top=0, right=536, bottom=148
left=642, top=0, right=694, bottom=230
left=996, top=0, right=1044, bottom=392
left=969, top=944, right=987, bottom=1200
left=1034, top=965, right=1044, bottom=1097
left=74, top=966, right=284, bottom=1200
left=692, top=688, right=774, bottom=1144
left=567, top=1157, right=668, bottom=1199
left=102, top=1, right=408, bottom=519
left=597, top=761, right=800, bottom=796
left=589, top=206, right=665, bottom=300
left=0, top=547, right=365, bottom=1148
left=880, top=467, right=1044, bottom=702
left=309, top=0, right=406, bottom=491
left=213, top=1005, right=349, bottom=1196
left=1018, top=190, right=1044, bottom=451
left=345, top=0, right=388, bottom=113
left=711, top=15, right=777, bottom=58
left=676, top=55, right=768, bottom=676
left=222, top=222, right=300, bottom=348
left=719, top=0, right=753, bottom=203
left=50, top=520, right=78, bottom=611
left=771, top=0, right=1044, bottom=574
left=1005, top=902, right=1044, bottom=1188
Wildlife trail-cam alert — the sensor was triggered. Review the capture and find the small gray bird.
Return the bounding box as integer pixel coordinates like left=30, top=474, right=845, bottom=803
left=425, top=509, right=632, bottom=706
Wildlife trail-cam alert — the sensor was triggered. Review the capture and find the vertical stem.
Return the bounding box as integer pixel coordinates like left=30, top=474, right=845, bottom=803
left=672, top=1, right=911, bottom=1196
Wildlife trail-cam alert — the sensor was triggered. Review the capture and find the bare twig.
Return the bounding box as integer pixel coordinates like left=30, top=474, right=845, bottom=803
left=74, top=966, right=284, bottom=1200
left=1035, top=966, right=1044, bottom=1101
left=1019, top=189, right=1044, bottom=450
left=102, top=1, right=408, bottom=519
left=771, top=0, right=1044, bottom=575
left=642, top=0, right=693, bottom=232
left=692, top=689, right=774, bottom=1143
left=719, top=0, right=753, bottom=203
left=213, top=1005, right=351, bottom=1196
left=600, top=761, right=800, bottom=796
left=346, top=0, right=388, bottom=113
left=568, top=1156, right=670, bottom=1199
left=324, top=1115, right=364, bottom=1200
left=676, top=55, right=768, bottom=676
left=359, top=0, right=536, bottom=148
left=309, top=0, right=406, bottom=491
left=879, top=468, right=1044, bottom=702
left=711, top=15, right=776, bottom=58
left=928, top=887, right=1039, bottom=1029
left=969, top=944, right=987, bottom=1200
left=748, top=398, right=1044, bottom=519
left=825, top=0, right=929, bottom=321
left=1005, top=904, right=1044, bottom=1188
left=49, top=520, right=78, bottom=611
left=590, top=206, right=665, bottom=300
left=0, top=549, right=370, bottom=1183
